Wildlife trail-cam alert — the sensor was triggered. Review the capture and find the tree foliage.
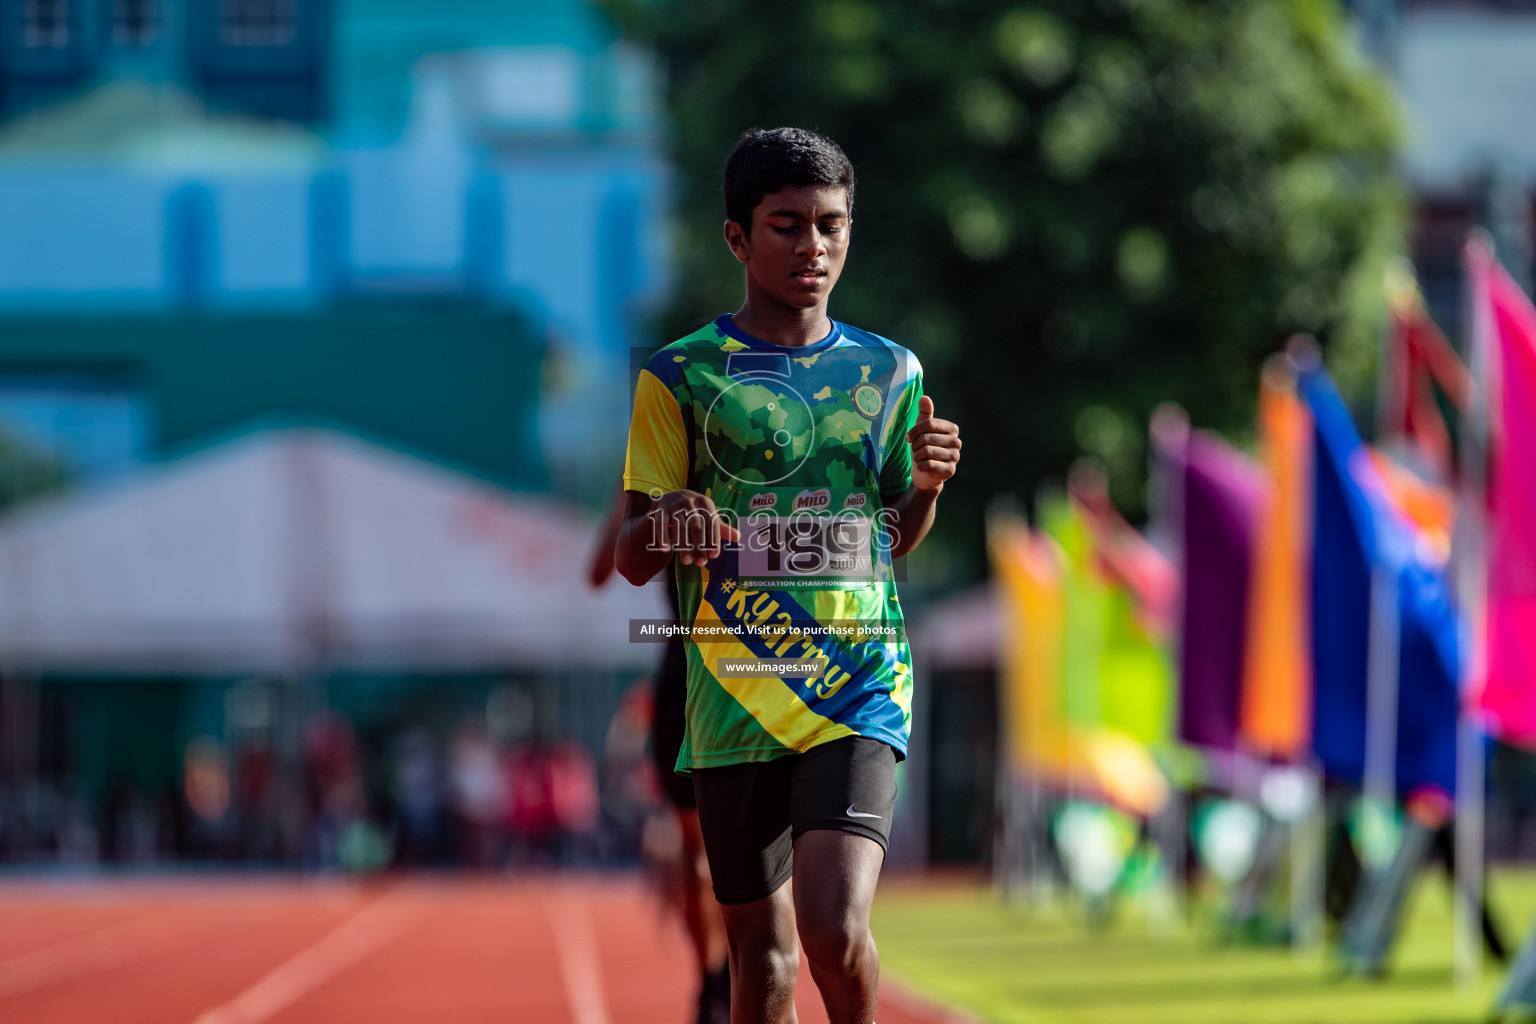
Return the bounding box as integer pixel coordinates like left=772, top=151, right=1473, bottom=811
left=0, top=426, right=69, bottom=510
left=604, top=0, right=1404, bottom=579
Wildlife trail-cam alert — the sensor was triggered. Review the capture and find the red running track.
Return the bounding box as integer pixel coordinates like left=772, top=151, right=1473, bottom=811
left=0, top=875, right=968, bottom=1024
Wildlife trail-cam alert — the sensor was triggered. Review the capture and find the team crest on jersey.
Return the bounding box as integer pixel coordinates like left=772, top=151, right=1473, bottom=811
left=843, top=492, right=867, bottom=510
left=793, top=488, right=831, bottom=512
left=853, top=384, right=883, bottom=418
left=748, top=493, right=777, bottom=511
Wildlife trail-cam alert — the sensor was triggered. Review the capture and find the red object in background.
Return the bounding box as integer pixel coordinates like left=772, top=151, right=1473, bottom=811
left=1382, top=272, right=1472, bottom=482
left=305, top=715, right=358, bottom=795
left=507, top=746, right=557, bottom=838
left=548, top=742, right=600, bottom=834
left=235, top=742, right=273, bottom=810
left=507, top=742, right=601, bottom=838
left=1068, top=468, right=1179, bottom=639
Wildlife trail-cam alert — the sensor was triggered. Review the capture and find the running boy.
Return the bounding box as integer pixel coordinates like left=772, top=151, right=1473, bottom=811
left=615, top=127, right=961, bottom=1024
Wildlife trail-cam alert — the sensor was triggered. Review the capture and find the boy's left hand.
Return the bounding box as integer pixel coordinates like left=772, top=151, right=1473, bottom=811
left=908, top=395, right=961, bottom=492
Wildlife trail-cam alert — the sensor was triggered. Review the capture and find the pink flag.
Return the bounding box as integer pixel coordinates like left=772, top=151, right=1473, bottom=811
left=1472, top=245, right=1536, bottom=746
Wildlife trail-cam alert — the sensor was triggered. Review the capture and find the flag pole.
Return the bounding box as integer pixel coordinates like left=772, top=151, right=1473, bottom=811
left=1363, top=294, right=1402, bottom=876
left=1453, top=232, right=1493, bottom=989
left=1362, top=562, right=1401, bottom=876
left=1149, top=403, right=1189, bottom=930
left=1284, top=337, right=1328, bottom=953
left=986, top=499, right=1024, bottom=904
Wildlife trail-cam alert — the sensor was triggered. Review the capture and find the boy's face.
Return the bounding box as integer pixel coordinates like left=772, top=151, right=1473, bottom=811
left=725, top=185, right=851, bottom=310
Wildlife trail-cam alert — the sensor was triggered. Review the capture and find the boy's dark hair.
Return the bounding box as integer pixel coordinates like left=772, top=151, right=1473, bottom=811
left=723, top=127, right=855, bottom=235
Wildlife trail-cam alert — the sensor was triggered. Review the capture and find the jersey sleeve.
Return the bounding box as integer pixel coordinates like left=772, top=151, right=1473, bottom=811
left=878, top=360, right=924, bottom=499
left=623, top=359, right=689, bottom=496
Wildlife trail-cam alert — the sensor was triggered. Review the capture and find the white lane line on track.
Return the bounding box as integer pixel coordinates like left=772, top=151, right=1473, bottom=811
left=546, top=895, right=612, bottom=1024
left=0, top=909, right=199, bottom=1001
left=190, top=892, right=418, bottom=1024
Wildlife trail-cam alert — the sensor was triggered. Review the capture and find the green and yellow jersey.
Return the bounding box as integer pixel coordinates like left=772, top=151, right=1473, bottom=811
left=624, top=314, right=923, bottom=770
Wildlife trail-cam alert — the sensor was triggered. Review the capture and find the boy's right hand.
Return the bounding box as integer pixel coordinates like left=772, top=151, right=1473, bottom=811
left=647, top=490, right=741, bottom=566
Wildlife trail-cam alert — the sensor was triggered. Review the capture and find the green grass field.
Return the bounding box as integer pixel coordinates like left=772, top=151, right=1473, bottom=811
left=873, top=869, right=1536, bottom=1024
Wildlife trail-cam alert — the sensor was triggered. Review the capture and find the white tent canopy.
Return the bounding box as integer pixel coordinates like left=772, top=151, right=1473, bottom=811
left=0, top=427, right=666, bottom=675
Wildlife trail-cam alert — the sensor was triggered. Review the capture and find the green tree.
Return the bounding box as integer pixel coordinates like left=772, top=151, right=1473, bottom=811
left=605, top=0, right=1404, bottom=579
left=0, top=425, right=68, bottom=510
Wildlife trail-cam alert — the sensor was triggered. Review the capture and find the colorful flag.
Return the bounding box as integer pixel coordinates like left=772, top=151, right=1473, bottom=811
left=1300, top=366, right=1459, bottom=793
left=1067, top=490, right=1178, bottom=749
left=1380, top=265, right=1472, bottom=482
left=1166, top=429, right=1266, bottom=751
left=988, top=511, right=1067, bottom=775
left=1041, top=495, right=1107, bottom=733
left=1470, top=245, right=1536, bottom=747
left=1367, top=449, right=1455, bottom=564
left=989, top=505, right=1169, bottom=817
left=1240, top=366, right=1313, bottom=760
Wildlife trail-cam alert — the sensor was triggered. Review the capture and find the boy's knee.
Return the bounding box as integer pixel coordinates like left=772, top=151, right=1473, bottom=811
left=731, top=940, right=800, bottom=995
left=799, top=914, right=875, bottom=978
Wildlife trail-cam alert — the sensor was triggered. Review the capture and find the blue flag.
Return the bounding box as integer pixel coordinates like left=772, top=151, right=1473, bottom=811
left=1301, top=367, right=1459, bottom=795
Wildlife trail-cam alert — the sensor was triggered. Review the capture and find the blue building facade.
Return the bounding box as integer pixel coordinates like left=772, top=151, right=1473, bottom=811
left=0, top=0, right=668, bottom=495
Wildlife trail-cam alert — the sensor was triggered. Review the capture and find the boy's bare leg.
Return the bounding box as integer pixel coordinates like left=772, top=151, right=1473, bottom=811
left=792, top=830, right=884, bottom=1024
left=720, top=882, right=800, bottom=1024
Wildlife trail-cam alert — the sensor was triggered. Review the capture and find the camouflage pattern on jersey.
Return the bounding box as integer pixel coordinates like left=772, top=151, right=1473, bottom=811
left=623, top=314, right=923, bottom=769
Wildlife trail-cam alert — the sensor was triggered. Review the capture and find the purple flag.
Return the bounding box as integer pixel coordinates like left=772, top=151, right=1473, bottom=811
left=1175, top=431, right=1266, bottom=750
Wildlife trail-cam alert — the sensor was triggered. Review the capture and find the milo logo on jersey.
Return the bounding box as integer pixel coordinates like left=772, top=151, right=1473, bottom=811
left=736, top=486, right=888, bottom=589
left=793, top=488, right=830, bottom=512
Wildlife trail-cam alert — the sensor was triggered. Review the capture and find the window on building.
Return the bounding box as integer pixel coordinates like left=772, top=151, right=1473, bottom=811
left=218, top=0, right=295, bottom=47
left=113, top=0, right=158, bottom=48
left=21, top=0, right=70, bottom=49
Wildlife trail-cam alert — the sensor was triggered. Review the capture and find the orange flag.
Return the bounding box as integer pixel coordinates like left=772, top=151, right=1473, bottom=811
left=1239, top=361, right=1313, bottom=760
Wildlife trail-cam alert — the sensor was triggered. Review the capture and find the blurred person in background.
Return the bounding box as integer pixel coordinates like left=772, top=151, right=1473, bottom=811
left=184, top=736, right=236, bottom=859
left=613, top=127, right=962, bottom=1024
left=233, top=737, right=280, bottom=861
left=449, top=722, right=508, bottom=867
left=506, top=731, right=600, bottom=865
left=305, top=714, right=366, bottom=868
left=593, top=498, right=731, bottom=1024
left=390, top=728, right=450, bottom=866
left=548, top=738, right=601, bottom=863
left=603, top=679, right=662, bottom=860
left=506, top=735, right=557, bottom=865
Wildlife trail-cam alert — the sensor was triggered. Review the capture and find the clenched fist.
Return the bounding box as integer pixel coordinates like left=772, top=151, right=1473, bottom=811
left=908, top=395, right=961, bottom=492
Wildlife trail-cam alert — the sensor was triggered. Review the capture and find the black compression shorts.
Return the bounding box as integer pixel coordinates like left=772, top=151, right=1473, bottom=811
left=691, top=736, right=897, bottom=905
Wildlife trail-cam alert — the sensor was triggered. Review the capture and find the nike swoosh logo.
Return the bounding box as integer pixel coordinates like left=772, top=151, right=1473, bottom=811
left=846, top=805, right=883, bottom=819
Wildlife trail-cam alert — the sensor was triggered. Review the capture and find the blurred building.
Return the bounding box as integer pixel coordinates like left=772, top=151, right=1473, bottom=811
left=0, top=0, right=670, bottom=866
left=1356, top=0, right=1536, bottom=324
left=0, top=0, right=667, bottom=496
